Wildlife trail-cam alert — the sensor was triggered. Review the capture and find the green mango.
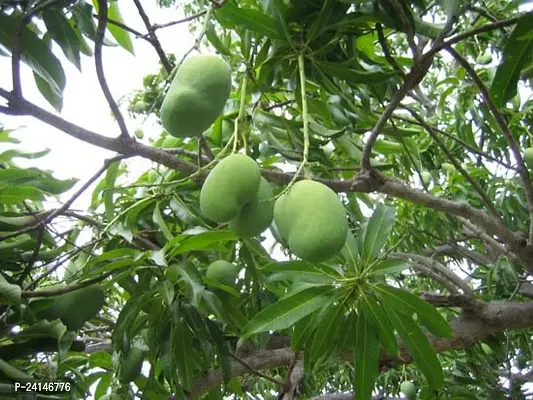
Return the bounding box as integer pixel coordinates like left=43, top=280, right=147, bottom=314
left=200, top=154, right=261, bottom=223
left=160, top=54, right=232, bottom=137
left=274, top=180, right=348, bottom=263
left=400, top=381, right=417, bottom=399
left=206, top=260, right=239, bottom=289
left=53, top=284, right=105, bottom=331
left=120, top=346, right=144, bottom=382
left=421, top=171, right=432, bottom=185
left=229, top=177, right=274, bottom=238
left=524, top=147, right=533, bottom=169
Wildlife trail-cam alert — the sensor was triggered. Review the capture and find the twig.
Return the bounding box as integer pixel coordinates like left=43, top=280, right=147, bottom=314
left=92, top=14, right=145, bottom=38
left=426, top=16, right=521, bottom=59
left=148, top=10, right=207, bottom=33
left=376, top=23, right=405, bottom=78
left=18, top=226, right=44, bottom=285
left=95, top=0, right=130, bottom=138
left=22, top=270, right=114, bottom=298
left=445, top=46, right=533, bottom=244
left=0, top=155, right=125, bottom=242
left=360, top=53, right=433, bottom=169
left=132, top=0, right=173, bottom=74
left=403, top=105, right=502, bottom=220
left=229, top=352, right=285, bottom=386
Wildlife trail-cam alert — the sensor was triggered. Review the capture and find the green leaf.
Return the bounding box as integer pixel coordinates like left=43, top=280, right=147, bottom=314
left=0, top=13, right=66, bottom=97
left=166, top=230, right=237, bottom=257
left=153, top=202, right=174, bottom=242
left=306, top=0, right=337, bottom=42
left=215, top=1, right=283, bottom=40
left=172, top=261, right=205, bottom=307
left=385, top=308, right=444, bottom=390
left=205, top=319, right=232, bottom=384
left=362, top=205, right=397, bottom=265
left=354, top=311, right=380, bottom=400
left=316, top=61, right=396, bottom=84
left=491, top=11, right=533, bottom=108
left=175, top=316, right=195, bottom=390
left=0, top=184, right=44, bottom=204
left=104, top=161, right=119, bottom=222
left=361, top=295, right=398, bottom=357
left=42, top=9, right=82, bottom=70
left=0, top=359, right=33, bottom=380
left=93, top=0, right=135, bottom=54
left=72, top=1, right=98, bottom=40
left=368, top=259, right=409, bottom=277
left=240, top=285, right=333, bottom=342
left=376, top=285, right=453, bottom=338
left=0, top=148, right=50, bottom=163
left=309, top=301, right=346, bottom=366
left=33, top=65, right=63, bottom=112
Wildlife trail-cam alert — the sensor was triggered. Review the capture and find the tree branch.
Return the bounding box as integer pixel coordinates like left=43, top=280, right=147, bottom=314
left=445, top=46, right=533, bottom=244
left=132, top=0, right=173, bottom=74
left=95, top=0, right=130, bottom=138
left=189, top=299, right=533, bottom=397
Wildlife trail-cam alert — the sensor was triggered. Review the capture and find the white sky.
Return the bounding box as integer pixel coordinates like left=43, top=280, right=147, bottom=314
left=1, top=1, right=193, bottom=211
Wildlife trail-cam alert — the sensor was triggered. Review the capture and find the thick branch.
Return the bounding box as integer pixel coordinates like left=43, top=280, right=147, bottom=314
left=190, top=299, right=533, bottom=397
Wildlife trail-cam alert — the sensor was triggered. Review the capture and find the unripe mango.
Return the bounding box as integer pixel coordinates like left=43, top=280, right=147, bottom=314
left=206, top=260, right=239, bottom=288
left=53, top=284, right=105, bottom=331
left=160, top=55, right=232, bottom=137
left=229, top=177, right=274, bottom=238
left=400, top=380, right=416, bottom=399
left=274, top=180, right=348, bottom=263
left=524, top=147, right=533, bottom=169
left=200, top=154, right=261, bottom=223
left=421, top=171, right=432, bottom=185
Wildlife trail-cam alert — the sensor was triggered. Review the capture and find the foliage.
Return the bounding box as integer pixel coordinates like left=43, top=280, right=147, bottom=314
left=1, top=0, right=533, bottom=400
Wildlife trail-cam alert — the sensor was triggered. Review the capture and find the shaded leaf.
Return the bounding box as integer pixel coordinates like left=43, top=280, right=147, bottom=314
left=0, top=13, right=66, bottom=96
left=376, top=285, right=453, bottom=338
left=491, top=11, right=533, bottom=107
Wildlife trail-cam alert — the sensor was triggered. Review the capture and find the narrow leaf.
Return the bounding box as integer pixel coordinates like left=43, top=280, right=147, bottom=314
left=354, top=311, right=380, bottom=400
left=240, top=285, right=333, bottom=342
left=215, top=1, right=283, bottom=40
left=42, top=9, right=82, bottom=70
left=491, top=11, right=533, bottom=107
left=362, top=205, right=397, bottom=265
left=376, top=285, right=453, bottom=338
left=361, top=295, right=399, bottom=357
left=385, top=308, right=444, bottom=390
left=0, top=13, right=66, bottom=97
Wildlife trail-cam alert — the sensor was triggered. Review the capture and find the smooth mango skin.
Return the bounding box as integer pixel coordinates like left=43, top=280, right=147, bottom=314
left=524, top=147, right=533, bottom=169
left=274, top=180, right=348, bottom=263
left=160, top=55, right=232, bottom=137
left=400, top=381, right=417, bottom=399
left=53, top=284, right=105, bottom=331
left=206, top=260, right=239, bottom=288
left=200, top=154, right=261, bottom=223
left=229, top=177, right=274, bottom=238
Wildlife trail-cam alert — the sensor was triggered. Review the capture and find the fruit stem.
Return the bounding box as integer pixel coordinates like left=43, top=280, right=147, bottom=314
left=279, top=54, right=310, bottom=196
left=233, top=74, right=249, bottom=153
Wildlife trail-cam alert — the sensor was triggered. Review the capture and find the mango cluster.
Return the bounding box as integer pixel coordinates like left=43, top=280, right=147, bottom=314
left=274, top=180, right=348, bottom=263
left=160, top=54, right=232, bottom=138
left=200, top=154, right=275, bottom=238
